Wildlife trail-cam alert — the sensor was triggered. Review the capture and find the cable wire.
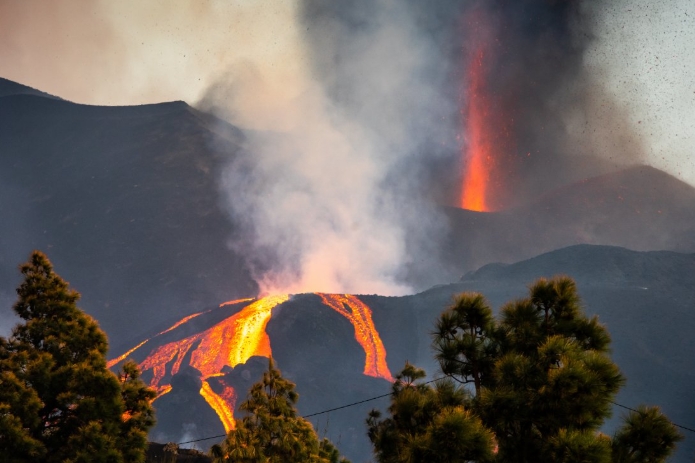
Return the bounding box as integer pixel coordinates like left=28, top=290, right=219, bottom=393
left=178, top=379, right=695, bottom=446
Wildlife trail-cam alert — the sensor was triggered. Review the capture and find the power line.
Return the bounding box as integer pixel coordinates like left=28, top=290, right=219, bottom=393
left=610, top=401, right=695, bottom=434
left=178, top=379, right=695, bottom=446
left=178, top=378, right=444, bottom=445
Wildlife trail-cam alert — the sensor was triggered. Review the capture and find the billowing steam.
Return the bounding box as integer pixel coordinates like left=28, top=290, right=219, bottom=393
left=200, top=1, right=454, bottom=294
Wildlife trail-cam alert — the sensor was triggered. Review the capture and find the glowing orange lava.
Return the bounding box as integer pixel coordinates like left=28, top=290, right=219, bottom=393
left=107, top=299, right=254, bottom=369
left=461, top=39, right=493, bottom=211
left=200, top=380, right=237, bottom=432
left=459, top=6, right=512, bottom=212
left=111, top=295, right=288, bottom=431
left=107, top=338, right=150, bottom=369
left=189, top=295, right=288, bottom=378
left=219, top=297, right=255, bottom=308
left=152, top=384, right=173, bottom=404
left=110, top=293, right=394, bottom=433
left=318, top=294, right=393, bottom=382
left=461, top=47, right=491, bottom=211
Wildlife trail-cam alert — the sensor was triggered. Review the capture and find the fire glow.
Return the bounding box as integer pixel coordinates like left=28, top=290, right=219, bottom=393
left=459, top=6, right=512, bottom=212
left=318, top=294, right=393, bottom=381
left=460, top=42, right=492, bottom=212
left=108, top=293, right=392, bottom=433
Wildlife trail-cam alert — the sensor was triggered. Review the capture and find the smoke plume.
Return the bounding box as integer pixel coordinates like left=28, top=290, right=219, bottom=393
left=2, top=0, right=692, bottom=293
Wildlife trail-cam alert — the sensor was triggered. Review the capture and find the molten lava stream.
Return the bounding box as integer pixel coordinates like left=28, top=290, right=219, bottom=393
left=121, top=295, right=289, bottom=430
left=318, top=294, right=393, bottom=382
left=189, top=294, right=289, bottom=378
left=107, top=298, right=252, bottom=369
left=200, top=380, right=237, bottom=432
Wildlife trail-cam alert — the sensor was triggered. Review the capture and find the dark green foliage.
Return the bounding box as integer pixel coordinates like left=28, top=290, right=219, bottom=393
left=433, top=293, right=497, bottom=395
left=119, top=360, right=157, bottom=463
left=367, top=363, right=495, bottom=463
left=211, top=360, right=349, bottom=463
left=430, top=277, right=624, bottom=462
left=611, top=406, right=682, bottom=463
left=0, top=251, right=155, bottom=463
left=370, top=275, right=681, bottom=463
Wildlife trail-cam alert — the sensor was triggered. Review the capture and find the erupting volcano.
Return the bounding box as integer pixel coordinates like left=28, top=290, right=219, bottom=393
left=108, top=293, right=393, bottom=432
left=459, top=6, right=514, bottom=212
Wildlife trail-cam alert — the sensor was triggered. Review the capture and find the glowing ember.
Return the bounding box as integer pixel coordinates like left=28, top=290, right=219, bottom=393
left=317, top=294, right=393, bottom=381
left=199, top=380, right=237, bottom=432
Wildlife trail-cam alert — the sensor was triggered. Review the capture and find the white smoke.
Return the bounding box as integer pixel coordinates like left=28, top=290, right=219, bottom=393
left=202, top=2, right=454, bottom=295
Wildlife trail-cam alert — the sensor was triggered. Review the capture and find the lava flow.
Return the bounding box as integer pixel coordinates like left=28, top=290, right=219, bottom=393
left=199, top=379, right=237, bottom=432
left=108, top=293, right=393, bottom=433
left=318, top=294, right=393, bottom=381
left=106, top=298, right=253, bottom=370
left=108, top=295, right=287, bottom=433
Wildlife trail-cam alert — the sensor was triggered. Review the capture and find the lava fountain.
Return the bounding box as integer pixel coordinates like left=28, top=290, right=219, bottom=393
left=459, top=6, right=513, bottom=212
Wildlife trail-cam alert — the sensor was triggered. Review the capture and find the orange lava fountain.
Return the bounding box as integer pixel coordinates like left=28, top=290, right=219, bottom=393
left=460, top=6, right=511, bottom=212
left=460, top=43, right=492, bottom=212
left=317, top=294, right=393, bottom=381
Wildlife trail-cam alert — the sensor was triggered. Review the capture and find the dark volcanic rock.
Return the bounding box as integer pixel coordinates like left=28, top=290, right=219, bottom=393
left=405, top=245, right=695, bottom=463
left=444, top=165, right=695, bottom=274
left=0, top=82, right=256, bottom=345
left=107, top=245, right=695, bottom=463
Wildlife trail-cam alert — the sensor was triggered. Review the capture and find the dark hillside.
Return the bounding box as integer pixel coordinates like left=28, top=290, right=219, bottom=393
left=114, top=245, right=695, bottom=463
left=0, top=88, right=255, bottom=344
left=408, top=245, right=695, bottom=462
left=444, top=166, right=695, bottom=273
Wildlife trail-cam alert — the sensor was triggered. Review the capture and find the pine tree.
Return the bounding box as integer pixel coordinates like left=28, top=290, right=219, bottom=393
left=211, top=359, right=349, bottom=463
left=429, top=276, right=681, bottom=463
left=366, top=363, right=495, bottom=463
left=611, top=405, right=682, bottom=463
left=0, top=251, right=155, bottom=462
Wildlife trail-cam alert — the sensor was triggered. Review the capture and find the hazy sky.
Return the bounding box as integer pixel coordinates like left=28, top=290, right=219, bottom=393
left=1, top=0, right=692, bottom=186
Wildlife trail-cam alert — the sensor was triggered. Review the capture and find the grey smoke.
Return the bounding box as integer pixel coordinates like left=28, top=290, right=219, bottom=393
left=3, top=0, right=689, bottom=294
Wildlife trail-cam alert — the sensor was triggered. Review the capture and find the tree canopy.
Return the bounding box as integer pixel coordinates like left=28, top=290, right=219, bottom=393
left=211, top=359, right=349, bottom=463
left=0, top=251, right=155, bottom=463
left=369, top=276, right=682, bottom=463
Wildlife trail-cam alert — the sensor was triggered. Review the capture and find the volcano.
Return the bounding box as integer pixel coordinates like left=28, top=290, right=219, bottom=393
left=2, top=77, right=695, bottom=462
left=107, top=245, right=695, bottom=463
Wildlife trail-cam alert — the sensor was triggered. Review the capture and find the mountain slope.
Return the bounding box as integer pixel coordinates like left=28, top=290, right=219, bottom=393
left=444, top=165, right=695, bottom=273
left=108, top=245, right=695, bottom=463
left=0, top=86, right=255, bottom=341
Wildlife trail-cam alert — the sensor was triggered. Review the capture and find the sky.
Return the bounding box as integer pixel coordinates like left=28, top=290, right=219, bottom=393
left=1, top=0, right=693, bottom=297
left=0, top=0, right=692, bottom=186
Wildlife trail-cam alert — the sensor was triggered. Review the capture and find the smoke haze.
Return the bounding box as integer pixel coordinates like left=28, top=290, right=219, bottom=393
left=2, top=0, right=693, bottom=294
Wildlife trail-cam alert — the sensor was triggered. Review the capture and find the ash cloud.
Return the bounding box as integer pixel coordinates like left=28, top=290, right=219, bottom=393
left=201, top=0, right=659, bottom=293
left=201, top=1, right=461, bottom=294
left=3, top=0, right=690, bottom=294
